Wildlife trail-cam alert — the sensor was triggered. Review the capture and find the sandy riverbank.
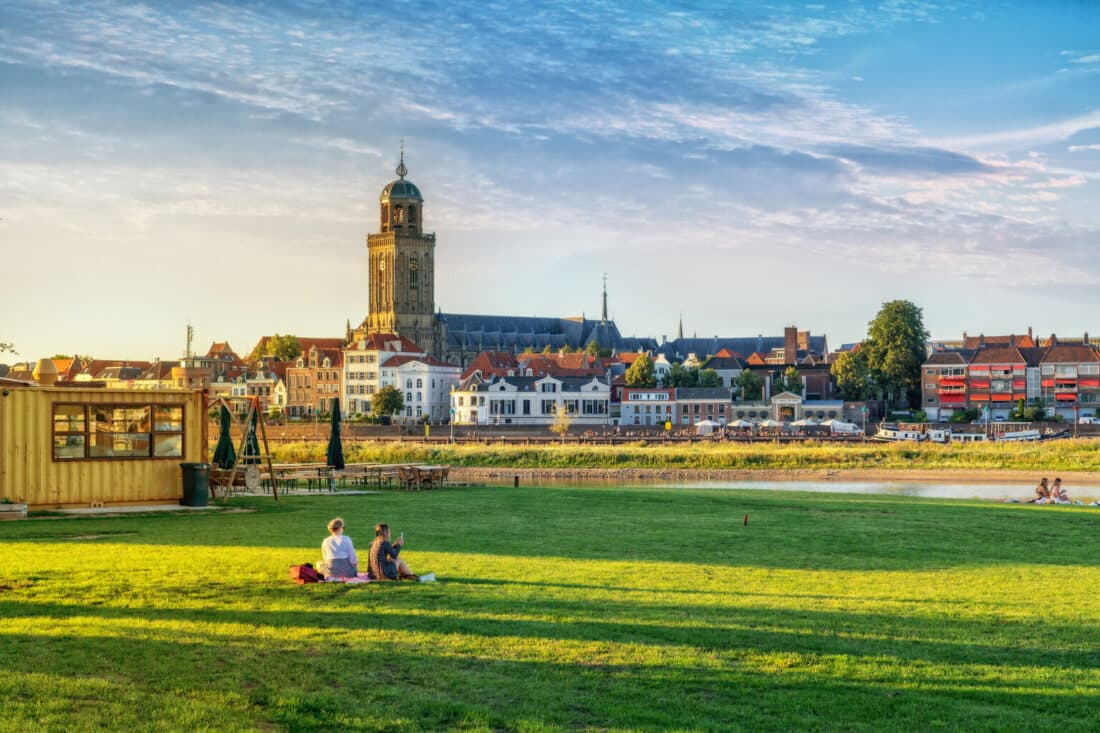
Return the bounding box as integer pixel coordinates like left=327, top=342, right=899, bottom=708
left=451, top=466, right=1100, bottom=485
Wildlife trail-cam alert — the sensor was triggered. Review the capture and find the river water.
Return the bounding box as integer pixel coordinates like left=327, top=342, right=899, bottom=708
left=494, top=479, right=1100, bottom=503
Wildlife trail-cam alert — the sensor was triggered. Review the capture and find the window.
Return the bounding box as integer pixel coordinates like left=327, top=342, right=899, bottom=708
left=406, top=392, right=412, bottom=402
left=540, top=383, right=557, bottom=393
left=53, top=403, right=184, bottom=460
left=416, top=392, right=422, bottom=402
left=541, top=399, right=556, bottom=414
left=416, top=378, right=423, bottom=388
left=523, top=400, right=530, bottom=415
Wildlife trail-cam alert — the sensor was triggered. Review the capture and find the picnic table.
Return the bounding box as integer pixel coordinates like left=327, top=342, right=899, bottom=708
left=268, top=463, right=333, bottom=491
left=395, top=464, right=450, bottom=490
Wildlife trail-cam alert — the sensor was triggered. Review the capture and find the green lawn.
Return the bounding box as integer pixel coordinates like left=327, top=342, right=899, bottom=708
left=2, top=486, right=1099, bottom=731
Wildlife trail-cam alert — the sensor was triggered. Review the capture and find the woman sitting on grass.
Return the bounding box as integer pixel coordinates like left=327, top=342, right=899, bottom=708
left=318, top=517, right=359, bottom=579
left=368, top=523, right=430, bottom=581
left=1050, top=478, right=1071, bottom=504
left=1028, top=478, right=1050, bottom=504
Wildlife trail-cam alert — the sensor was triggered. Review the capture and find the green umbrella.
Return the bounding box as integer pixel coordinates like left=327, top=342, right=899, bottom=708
left=326, top=398, right=346, bottom=470
left=211, top=405, right=236, bottom=468
left=243, top=404, right=261, bottom=465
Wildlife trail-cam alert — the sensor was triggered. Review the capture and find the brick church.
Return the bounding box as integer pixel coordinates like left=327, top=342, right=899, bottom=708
left=354, top=152, right=645, bottom=366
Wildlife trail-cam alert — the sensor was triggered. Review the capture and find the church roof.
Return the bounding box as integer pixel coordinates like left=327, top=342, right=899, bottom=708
left=380, top=179, right=423, bottom=201
left=441, top=313, right=633, bottom=353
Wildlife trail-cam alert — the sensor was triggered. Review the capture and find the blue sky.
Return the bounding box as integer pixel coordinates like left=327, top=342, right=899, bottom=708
left=2, top=0, right=1099, bottom=361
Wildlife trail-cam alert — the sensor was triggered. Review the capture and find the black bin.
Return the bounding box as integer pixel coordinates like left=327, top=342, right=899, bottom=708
left=179, top=463, right=211, bottom=507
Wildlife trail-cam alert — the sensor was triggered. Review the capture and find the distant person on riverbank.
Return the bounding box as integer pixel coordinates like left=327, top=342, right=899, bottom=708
left=369, top=523, right=432, bottom=581
left=1051, top=478, right=1071, bottom=504
left=1028, top=478, right=1050, bottom=504
left=319, top=517, right=359, bottom=578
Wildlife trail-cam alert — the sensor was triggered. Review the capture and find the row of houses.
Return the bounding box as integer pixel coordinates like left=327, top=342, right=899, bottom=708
left=922, top=332, right=1100, bottom=421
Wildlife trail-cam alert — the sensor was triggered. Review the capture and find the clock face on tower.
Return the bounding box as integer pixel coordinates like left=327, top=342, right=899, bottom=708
left=379, top=258, right=386, bottom=272
left=409, top=258, right=418, bottom=271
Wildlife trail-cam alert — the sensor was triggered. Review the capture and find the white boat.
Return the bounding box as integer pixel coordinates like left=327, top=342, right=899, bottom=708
left=873, top=424, right=927, bottom=442
left=994, top=429, right=1041, bottom=442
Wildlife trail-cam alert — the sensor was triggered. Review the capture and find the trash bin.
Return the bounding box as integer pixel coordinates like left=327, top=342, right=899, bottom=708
left=179, top=462, right=211, bottom=507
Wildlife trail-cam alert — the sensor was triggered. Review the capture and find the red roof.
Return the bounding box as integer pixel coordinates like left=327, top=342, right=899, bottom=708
left=461, top=351, right=519, bottom=380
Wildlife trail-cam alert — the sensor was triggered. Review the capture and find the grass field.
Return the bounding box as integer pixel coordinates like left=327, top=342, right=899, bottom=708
left=2, top=485, right=1099, bottom=731
left=267, top=438, right=1100, bottom=473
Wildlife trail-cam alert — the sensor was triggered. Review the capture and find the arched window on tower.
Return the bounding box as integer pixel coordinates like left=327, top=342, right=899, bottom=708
left=381, top=204, right=389, bottom=232
left=407, top=205, right=417, bottom=232
left=393, top=205, right=405, bottom=227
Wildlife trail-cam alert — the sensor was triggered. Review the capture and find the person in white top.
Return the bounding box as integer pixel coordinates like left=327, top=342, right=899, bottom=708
left=318, top=517, right=359, bottom=578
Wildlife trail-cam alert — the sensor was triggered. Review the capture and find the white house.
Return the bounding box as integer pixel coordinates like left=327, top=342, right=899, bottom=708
left=451, top=375, right=611, bottom=426
left=380, top=355, right=461, bottom=423
left=341, top=333, right=424, bottom=417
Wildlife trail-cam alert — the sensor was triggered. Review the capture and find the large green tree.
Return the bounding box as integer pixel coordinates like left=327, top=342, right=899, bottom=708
left=697, top=368, right=722, bottom=388
left=862, top=300, right=929, bottom=407
left=268, top=334, right=303, bottom=362
left=775, top=366, right=803, bottom=395
left=370, top=384, right=404, bottom=420
left=831, top=349, right=871, bottom=400
left=625, top=353, right=657, bottom=388
left=733, top=370, right=763, bottom=401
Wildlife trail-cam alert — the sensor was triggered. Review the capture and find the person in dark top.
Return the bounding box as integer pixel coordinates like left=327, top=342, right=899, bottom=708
left=368, top=523, right=420, bottom=581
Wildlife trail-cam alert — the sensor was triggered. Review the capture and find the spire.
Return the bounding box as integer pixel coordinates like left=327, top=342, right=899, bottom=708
left=677, top=314, right=683, bottom=341
left=396, top=138, right=407, bottom=179
left=601, top=272, right=608, bottom=324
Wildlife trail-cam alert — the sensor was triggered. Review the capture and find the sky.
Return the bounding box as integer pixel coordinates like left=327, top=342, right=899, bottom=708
left=2, top=0, right=1100, bottom=362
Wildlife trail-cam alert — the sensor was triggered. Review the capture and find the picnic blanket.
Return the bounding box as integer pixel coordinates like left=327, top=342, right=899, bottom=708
left=325, top=572, right=374, bottom=584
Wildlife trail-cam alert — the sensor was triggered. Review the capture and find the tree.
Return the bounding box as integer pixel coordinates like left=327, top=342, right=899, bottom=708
left=523, top=346, right=535, bottom=354
left=948, top=407, right=981, bottom=424
left=549, top=403, right=572, bottom=442
left=541, top=344, right=553, bottom=355
left=862, top=300, right=929, bottom=408
left=625, top=353, right=657, bottom=387
left=267, top=333, right=302, bottom=362
left=561, top=344, right=574, bottom=354
left=371, top=384, right=404, bottom=420
left=776, top=366, right=802, bottom=395
left=831, top=349, right=871, bottom=401
left=585, top=340, right=600, bottom=357
left=697, top=368, right=721, bottom=388
left=733, top=370, right=763, bottom=401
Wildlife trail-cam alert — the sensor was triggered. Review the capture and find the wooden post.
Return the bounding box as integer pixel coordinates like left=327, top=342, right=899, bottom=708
left=257, top=403, right=279, bottom=501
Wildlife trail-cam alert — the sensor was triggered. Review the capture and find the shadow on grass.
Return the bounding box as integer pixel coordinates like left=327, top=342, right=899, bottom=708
left=3, top=594, right=1099, bottom=673
left=1, top=608, right=1097, bottom=731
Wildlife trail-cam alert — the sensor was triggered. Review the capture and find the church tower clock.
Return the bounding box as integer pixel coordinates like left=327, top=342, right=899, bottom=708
left=365, top=149, right=438, bottom=354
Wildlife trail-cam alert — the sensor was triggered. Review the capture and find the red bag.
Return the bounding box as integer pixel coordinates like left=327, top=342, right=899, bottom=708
left=289, top=563, right=321, bottom=584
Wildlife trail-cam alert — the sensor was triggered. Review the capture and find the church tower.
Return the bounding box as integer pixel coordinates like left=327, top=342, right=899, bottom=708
left=365, top=149, right=438, bottom=353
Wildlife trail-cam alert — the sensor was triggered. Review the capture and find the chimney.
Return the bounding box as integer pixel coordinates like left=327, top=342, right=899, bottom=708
left=1085, top=331, right=1090, bottom=344
left=1028, top=326, right=1033, bottom=341
left=33, top=358, right=59, bottom=386
left=979, top=333, right=985, bottom=347
left=784, top=326, right=797, bottom=365
left=963, top=331, right=968, bottom=341
left=1050, top=333, right=1057, bottom=346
